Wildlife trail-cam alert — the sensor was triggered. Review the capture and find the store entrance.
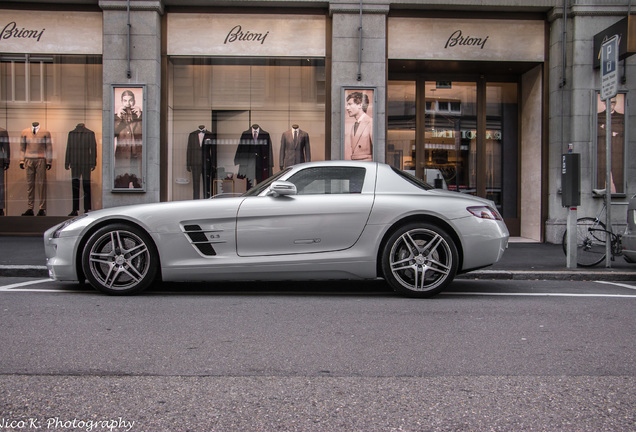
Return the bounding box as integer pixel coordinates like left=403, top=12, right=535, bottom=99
left=388, top=75, right=520, bottom=235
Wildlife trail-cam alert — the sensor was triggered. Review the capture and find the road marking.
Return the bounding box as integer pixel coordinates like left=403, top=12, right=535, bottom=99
left=445, top=292, right=636, bottom=298
left=0, top=279, right=52, bottom=291
left=594, top=281, right=636, bottom=291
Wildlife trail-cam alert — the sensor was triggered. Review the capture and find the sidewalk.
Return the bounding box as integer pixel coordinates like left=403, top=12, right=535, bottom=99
left=0, top=236, right=634, bottom=281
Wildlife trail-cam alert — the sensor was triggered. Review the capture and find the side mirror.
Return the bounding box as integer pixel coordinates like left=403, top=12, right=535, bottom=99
left=268, top=181, right=297, bottom=197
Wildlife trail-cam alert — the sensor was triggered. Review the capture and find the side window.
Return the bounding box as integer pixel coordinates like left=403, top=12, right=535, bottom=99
left=287, top=167, right=366, bottom=195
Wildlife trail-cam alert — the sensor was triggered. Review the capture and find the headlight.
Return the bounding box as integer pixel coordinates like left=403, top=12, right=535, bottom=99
left=467, top=206, right=503, bottom=221
left=52, top=214, right=88, bottom=238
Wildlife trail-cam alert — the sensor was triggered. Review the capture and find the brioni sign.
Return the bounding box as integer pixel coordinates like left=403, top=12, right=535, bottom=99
left=389, top=18, right=544, bottom=62
left=0, top=10, right=102, bottom=54
left=168, top=14, right=325, bottom=57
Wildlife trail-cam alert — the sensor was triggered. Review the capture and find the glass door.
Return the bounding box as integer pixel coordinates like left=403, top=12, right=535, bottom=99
left=387, top=78, right=519, bottom=233
left=421, top=81, right=477, bottom=193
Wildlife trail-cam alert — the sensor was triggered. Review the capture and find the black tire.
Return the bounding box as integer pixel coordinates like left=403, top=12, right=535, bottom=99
left=561, top=217, right=607, bottom=267
left=81, top=223, right=158, bottom=295
left=381, top=223, right=459, bottom=298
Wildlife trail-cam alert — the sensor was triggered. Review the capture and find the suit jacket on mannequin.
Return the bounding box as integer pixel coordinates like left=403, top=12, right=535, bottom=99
left=65, top=124, right=97, bottom=170
left=187, top=129, right=217, bottom=173
left=187, top=128, right=217, bottom=199
left=234, top=126, right=273, bottom=184
left=280, top=127, right=310, bottom=169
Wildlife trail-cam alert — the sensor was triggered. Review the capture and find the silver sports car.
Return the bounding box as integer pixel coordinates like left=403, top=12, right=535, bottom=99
left=44, top=161, right=509, bottom=297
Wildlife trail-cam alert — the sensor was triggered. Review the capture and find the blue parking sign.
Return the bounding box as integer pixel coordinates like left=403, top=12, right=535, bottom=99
left=601, top=35, right=619, bottom=100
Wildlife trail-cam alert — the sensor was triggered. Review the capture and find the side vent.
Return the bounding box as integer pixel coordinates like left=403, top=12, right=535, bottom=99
left=183, top=224, right=217, bottom=256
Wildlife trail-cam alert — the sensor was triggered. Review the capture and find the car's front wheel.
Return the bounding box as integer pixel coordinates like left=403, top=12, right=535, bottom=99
left=381, top=223, right=458, bottom=297
left=82, top=224, right=158, bottom=295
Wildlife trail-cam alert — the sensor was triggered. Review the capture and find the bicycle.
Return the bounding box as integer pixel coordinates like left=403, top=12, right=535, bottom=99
left=561, top=189, right=628, bottom=267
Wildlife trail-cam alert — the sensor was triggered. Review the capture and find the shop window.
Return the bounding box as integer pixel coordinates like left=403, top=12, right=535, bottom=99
left=0, top=55, right=102, bottom=216
left=168, top=57, right=326, bottom=201
left=594, top=92, right=628, bottom=195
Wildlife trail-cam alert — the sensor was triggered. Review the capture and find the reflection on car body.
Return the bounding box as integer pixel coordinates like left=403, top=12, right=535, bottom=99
left=44, top=161, right=509, bottom=297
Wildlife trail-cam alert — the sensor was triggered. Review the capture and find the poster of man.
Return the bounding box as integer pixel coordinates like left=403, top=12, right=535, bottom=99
left=113, top=86, right=144, bottom=190
left=343, top=88, right=374, bottom=161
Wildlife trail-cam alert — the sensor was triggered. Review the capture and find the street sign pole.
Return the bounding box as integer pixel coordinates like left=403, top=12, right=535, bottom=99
left=600, top=35, right=619, bottom=268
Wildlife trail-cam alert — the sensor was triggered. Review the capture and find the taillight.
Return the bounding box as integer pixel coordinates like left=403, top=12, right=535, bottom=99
left=467, top=206, right=503, bottom=221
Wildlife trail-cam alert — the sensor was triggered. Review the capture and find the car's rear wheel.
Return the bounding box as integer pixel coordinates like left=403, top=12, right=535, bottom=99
left=381, top=223, right=458, bottom=297
left=82, top=224, right=158, bottom=295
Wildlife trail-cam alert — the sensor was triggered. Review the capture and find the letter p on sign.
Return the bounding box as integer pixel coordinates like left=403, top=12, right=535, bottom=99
left=601, top=35, right=619, bottom=100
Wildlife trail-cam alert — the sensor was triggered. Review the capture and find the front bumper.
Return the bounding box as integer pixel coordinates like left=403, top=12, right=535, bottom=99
left=44, top=225, right=80, bottom=282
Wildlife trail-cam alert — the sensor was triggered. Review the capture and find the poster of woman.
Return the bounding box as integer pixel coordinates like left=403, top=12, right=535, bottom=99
left=113, top=85, right=145, bottom=190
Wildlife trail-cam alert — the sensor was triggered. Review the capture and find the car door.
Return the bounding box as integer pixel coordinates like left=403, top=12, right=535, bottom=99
left=236, top=165, right=375, bottom=256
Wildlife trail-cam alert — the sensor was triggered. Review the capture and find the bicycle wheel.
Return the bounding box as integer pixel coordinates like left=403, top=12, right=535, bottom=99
left=562, top=217, right=607, bottom=267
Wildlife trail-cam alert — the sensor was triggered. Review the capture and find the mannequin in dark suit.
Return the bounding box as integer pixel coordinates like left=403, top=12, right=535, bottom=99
left=279, top=124, right=311, bottom=169
left=0, top=128, right=9, bottom=216
left=187, top=126, right=217, bottom=199
left=65, top=123, right=97, bottom=216
left=234, top=124, right=273, bottom=187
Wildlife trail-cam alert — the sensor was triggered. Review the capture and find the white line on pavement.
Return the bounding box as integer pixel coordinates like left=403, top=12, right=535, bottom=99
left=594, top=281, right=636, bottom=290
left=0, top=279, right=52, bottom=291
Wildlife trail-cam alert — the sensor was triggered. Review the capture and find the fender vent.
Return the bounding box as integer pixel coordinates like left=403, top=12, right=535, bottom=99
left=183, top=224, right=217, bottom=256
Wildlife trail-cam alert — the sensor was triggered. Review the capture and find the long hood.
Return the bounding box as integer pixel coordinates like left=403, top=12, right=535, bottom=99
left=83, top=198, right=245, bottom=234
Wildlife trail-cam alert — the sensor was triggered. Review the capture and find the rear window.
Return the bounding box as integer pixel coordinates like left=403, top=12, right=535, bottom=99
left=391, top=167, right=434, bottom=191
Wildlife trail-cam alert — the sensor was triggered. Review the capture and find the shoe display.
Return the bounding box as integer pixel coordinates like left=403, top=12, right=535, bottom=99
left=36, top=210, right=46, bottom=216
left=22, top=209, right=34, bottom=216
left=68, top=210, right=79, bottom=217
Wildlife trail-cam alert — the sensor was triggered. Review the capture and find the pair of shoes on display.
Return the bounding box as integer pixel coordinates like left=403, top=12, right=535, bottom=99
left=22, top=209, right=47, bottom=216
left=0, top=209, right=4, bottom=216
left=68, top=210, right=79, bottom=217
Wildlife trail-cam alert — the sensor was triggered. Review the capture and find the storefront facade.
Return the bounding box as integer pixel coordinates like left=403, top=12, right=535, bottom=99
left=1, top=0, right=634, bottom=244
left=0, top=6, right=103, bottom=232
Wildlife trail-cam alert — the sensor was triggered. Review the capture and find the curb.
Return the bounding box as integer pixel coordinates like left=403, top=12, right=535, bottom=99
left=0, top=265, right=49, bottom=278
left=460, top=270, right=636, bottom=282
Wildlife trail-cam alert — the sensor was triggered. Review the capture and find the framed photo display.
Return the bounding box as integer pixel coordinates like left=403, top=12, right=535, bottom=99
left=342, top=87, right=376, bottom=161
left=111, top=84, right=146, bottom=192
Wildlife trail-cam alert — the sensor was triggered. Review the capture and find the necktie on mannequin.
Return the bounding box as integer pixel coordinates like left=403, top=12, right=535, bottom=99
left=33, top=127, right=36, bottom=135
left=253, top=130, right=258, bottom=142
left=293, top=129, right=298, bottom=145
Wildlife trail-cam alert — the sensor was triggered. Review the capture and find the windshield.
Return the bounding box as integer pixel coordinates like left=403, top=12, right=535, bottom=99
left=242, top=168, right=292, bottom=196
left=391, top=167, right=435, bottom=191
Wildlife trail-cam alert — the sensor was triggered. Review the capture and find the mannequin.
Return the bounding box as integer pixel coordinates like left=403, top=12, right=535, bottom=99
left=280, top=124, right=311, bottom=169
left=20, top=121, right=52, bottom=216
left=187, top=125, right=217, bottom=199
left=234, top=124, right=273, bottom=188
left=0, top=127, right=9, bottom=216
left=66, top=123, right=97, bottom=216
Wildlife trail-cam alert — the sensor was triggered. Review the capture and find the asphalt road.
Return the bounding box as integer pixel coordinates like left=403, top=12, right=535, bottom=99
left=1, top=278, right=635, bottom=432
